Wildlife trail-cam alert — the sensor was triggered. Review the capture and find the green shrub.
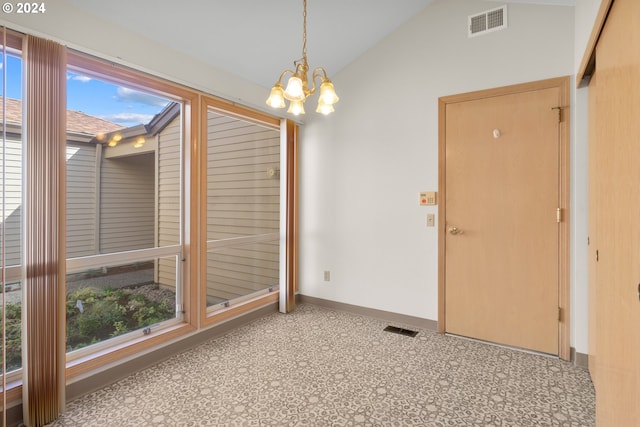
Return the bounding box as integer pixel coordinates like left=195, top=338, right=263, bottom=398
left=1, top=284, right=175, bottom=367
left=66, top=286, right=174, bottom=352
left=0, top=303, right=22, bottom=372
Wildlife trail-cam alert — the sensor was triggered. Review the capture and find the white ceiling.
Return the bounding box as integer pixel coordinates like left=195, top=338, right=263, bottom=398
left=65, top=0, right=575, bottom=89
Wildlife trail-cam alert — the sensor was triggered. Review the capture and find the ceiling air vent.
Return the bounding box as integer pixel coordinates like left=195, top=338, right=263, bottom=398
left=468, top=5, right=507, bottom=38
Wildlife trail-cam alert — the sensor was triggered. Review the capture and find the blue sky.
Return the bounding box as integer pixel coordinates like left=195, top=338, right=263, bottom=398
left=67, top=72, right=170, bottom=127
left=1, top=53, right=169, bottom=128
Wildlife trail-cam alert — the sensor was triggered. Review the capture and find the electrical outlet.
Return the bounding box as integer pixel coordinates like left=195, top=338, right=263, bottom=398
left=323, top=270, right=331, bottom=281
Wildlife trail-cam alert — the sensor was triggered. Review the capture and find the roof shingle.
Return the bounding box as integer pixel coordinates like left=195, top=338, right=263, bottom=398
left=0, top=97, right=124, bottom=136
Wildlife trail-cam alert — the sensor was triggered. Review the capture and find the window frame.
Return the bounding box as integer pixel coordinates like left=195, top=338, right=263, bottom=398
left=199, top=96, right=285, bottom=327
left=63, top=51, right=200, bottom=378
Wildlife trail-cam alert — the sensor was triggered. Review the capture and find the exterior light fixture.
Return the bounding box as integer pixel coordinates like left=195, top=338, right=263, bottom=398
left=266, top=0, right=339, bottom=116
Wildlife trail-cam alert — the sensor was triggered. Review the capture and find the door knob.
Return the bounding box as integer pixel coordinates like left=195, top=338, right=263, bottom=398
left=448, top=226, right=463, bottom=235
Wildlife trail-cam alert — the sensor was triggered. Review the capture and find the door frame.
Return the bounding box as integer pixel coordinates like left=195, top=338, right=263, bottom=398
left=437, top=76, right=571, bottom=360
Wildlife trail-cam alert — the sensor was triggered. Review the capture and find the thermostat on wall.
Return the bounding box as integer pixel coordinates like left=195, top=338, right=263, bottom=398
left=420, top=191, right=437, bottom=206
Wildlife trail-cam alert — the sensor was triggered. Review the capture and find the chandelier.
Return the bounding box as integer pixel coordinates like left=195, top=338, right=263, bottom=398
left=265, top=0, right=339, bottom=116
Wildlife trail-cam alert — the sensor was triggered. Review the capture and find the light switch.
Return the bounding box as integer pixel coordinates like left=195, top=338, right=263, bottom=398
left=420, top=191, right=437, bottom=206
left=427, top=214, right=435, bottom=227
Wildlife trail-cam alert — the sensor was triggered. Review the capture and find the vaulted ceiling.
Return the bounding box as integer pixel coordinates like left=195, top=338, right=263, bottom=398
left=65, top=0, right=575, bottom=89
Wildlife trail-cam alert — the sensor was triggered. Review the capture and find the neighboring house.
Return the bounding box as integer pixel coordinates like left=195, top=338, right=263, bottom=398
left=0, top=97, right=129, bottom=267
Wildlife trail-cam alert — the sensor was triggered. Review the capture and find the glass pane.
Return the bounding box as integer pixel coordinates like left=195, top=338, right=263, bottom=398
left=0, top=53, right=23, bottom=268
left=66, top=69, right=183, bottom=354
left=1, top=50, right=23, bottom=375
left=206, top=110, right=280, bottom=307
left=66, top=256, right=177, bottom=352
left=66, top=71, right=181, bottom=257
left=207, top=241, right=279, bottom=306
left=1, top=279, right=21, bottom=374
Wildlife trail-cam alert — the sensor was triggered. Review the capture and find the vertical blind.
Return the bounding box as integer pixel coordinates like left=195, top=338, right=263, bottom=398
left=22, top=35, right=66, bottom=426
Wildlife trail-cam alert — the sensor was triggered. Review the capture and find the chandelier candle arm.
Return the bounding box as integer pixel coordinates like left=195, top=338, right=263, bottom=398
left=265, top=0, right=339, bottom=116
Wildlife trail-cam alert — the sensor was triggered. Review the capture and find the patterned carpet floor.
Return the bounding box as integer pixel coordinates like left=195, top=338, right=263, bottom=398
left=47, top=304, right=595, bottom=426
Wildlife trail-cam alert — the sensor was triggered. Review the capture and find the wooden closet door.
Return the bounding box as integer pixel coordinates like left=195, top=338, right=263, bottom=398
left=591, top=0, right=640, bottom=424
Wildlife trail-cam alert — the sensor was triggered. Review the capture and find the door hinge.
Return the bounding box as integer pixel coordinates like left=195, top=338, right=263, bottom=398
left=558, top=307, right=562, bottom=321
left=552, top=106, right=562, bottom=123
left=556, top=208, right=562, bottom=223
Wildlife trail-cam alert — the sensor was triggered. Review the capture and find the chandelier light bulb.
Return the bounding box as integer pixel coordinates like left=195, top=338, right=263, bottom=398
left=266, top=83, right=286, bottom=108
left=287, top=99, right=305, bottom=116
left=316, top=100, right=334, bottom=115
left=283, top=76, right=305, bottom=101
left=319, top=80, right=339, bottom=105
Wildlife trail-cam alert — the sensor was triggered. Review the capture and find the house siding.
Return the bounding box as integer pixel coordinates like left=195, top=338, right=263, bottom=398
left=206, top=111, right=280, bottom=304
left=0, top=135, right=22, bottom=267
left=66, top=142, right=98, bottom=258
left=156, top=117, right=181, bottom=290
left=99, top=151, right=155, bottom=254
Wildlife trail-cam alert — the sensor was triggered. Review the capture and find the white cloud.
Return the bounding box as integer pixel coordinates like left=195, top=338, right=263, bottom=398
left=73, top=75, right=92, bottom=83
left=67, top=73, right=92, bottom=82
left=116, top=87, right=169, bottom=107
left=102, top=112, right=154, bottom=126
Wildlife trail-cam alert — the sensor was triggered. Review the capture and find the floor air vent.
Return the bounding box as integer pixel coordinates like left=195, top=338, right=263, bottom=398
left=384, top=326, right=419, bottom=337
left=468, top=5, right=507, bottom=38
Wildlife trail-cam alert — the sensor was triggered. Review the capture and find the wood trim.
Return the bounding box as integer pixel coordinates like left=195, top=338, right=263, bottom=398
left=0, top=383, right=23, bottom=408
left=439, top=77, right=571, bottom=104
left=1, top=27, right=23, bottom=50
left=576, top=0, right=614, bottom=87
left=438, top=76, right=572, bottom=360
left=203, top=292, right=279, bottom=327
left=437, top=98, right=447, bottom=334
left=185, top=94, right=200, bottom=329
left=557, top=77, right=571, bottom=361
left=199, top=95, right=210, bottom=327
left=204, top=96, right=280, bottom=129
left=284, top=119, right=298, bottom=310
left=65, top=323, right=197, bottom=379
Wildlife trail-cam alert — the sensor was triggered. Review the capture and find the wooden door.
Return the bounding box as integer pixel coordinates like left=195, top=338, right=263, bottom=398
left=590, top=0, right=640, bottom=423
left=443, top=86, right=562, bottom=355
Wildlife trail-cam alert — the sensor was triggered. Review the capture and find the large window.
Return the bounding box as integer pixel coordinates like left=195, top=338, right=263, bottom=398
left=0, top=32, right=296, bottom=419
left=65, top=68, right=185, bottom=357
left=0, top=47, right=23, bottom=377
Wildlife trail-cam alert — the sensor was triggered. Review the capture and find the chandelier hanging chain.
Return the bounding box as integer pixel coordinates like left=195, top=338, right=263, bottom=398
left=302, top=0, right=307, bottom=62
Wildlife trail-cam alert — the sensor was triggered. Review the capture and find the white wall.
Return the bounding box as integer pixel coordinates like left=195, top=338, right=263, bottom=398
left=299, top=0, right=587, bottom=349
left=574, top=0, right=604, bottom=75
